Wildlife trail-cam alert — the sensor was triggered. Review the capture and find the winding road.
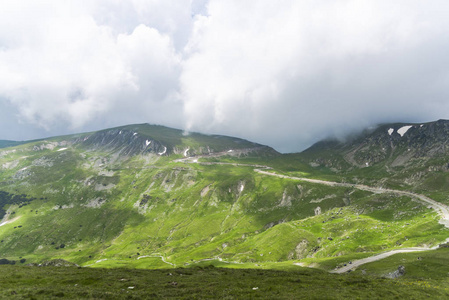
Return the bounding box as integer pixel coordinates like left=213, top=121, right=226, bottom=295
left=177, top=152, right=449, bottom=273
left=254, top=169, right=449, bottom=273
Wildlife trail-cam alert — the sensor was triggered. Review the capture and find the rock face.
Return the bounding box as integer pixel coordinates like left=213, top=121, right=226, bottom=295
left=386, top=265, right=406, bottom=278
left=78, top=124, right=279, bottom=157
left=80, top=128, right=167, bottom=156
left=28, top=259, right=79, bottom=267
left=294, top=240, right=309, bottom=259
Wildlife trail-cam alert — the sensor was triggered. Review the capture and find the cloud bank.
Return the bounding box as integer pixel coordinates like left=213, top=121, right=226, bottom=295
left=1, top=0, right=449, bottom=152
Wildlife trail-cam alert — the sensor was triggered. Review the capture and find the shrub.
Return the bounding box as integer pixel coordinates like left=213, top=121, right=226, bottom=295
left=0, top=258, right=15, bottom=265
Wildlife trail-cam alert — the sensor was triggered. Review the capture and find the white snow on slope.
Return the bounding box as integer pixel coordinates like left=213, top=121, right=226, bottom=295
left=133, top=132, right=137, bottom=136
left=0, top=217, right=20, bottom=227
left=397, top=125, right=413, bottom=137
left=57, top=148, right=67, bottom=152
left=184, top=148, right=190, bottom=157
left=145, top=140, right=151, bottom=147
left=387, top=128, right=394, bottom=135
left=158, top=146, right=167, bottom=155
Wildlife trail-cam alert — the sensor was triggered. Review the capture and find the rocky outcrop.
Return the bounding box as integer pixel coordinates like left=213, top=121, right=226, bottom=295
left=80, top=128, right=167, bottom=156
left=386, top=265, right=406, bottom=278
left=27, top=259, right=79, bottom=267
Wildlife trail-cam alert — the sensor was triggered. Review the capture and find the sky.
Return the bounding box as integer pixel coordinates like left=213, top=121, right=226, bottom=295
left=1, top=0, right=449, bottom=153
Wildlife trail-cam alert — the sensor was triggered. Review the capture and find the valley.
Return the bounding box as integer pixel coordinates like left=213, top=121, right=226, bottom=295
left=1, top=121, right=449, bottom=297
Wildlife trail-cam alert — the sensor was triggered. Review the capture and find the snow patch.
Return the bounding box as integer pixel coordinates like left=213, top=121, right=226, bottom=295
left=0, top=222, right=10, bottom=227
left=420, top=124, right=424, bottom=127
left=119, top=130, right=122, bottom=134
left=133, top=132, right=137, bottom=136
left=145, top=140, right=151, bottom=147
left=397, top=125, right=413, bottom=137
left=184, top=148, right=190, bottom=157
left=228, top=149, right=233, bottom=153
left=0, top=216, right=20, bottom=227
left=387, top=128, right=394, bottom=135
left=57, top=148, right=67, bottom=152
left=158, top=146, right=167, bottom=155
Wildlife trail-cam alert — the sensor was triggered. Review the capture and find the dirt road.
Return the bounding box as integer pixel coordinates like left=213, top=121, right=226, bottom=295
left=254, top=169, right=449, bottom=273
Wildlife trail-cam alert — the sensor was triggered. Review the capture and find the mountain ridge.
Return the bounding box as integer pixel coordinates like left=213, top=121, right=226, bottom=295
left=0, top=123, right=279, bottom=158
left=301, top=119, right=449, bottom=169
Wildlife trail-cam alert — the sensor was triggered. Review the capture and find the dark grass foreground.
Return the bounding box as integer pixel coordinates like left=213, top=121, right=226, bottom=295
left=0, top=265, right=448, bottom=299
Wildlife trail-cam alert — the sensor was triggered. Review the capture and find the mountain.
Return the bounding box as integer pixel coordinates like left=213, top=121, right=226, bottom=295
left=0, top=122, right=448, bottom=273
left=80, top=124, right=278, bottom=157
left=302, top=119, right=449, bottom=170
left=295, top=120, right=449, bottom=206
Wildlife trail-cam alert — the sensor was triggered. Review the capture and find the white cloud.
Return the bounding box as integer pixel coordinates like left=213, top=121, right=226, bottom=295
left=1, top=0, right=449, bottom=152
left=181, top=0, right=449, bottom=151
left=0, top=0, right=183, bottom=131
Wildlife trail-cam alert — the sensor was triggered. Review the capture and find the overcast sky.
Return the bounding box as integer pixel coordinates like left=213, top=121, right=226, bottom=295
left=1, top=0, right=449, bottom=152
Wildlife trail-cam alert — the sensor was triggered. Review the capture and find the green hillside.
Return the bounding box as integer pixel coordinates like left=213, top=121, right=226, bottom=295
left=0, top=122, right=448, bottom=277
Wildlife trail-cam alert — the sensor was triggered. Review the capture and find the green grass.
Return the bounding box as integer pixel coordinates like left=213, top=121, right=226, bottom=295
left=1, top=150, right=448, bottom=270
left=1, top=264, right=448, bottom=299
left=352, top=247, right=449, bottom=280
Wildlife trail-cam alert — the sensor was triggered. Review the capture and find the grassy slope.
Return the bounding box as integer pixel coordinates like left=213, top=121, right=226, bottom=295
left=1, top=264, right=448, bottom=299
left=0, top=141, right=447, bottom=272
